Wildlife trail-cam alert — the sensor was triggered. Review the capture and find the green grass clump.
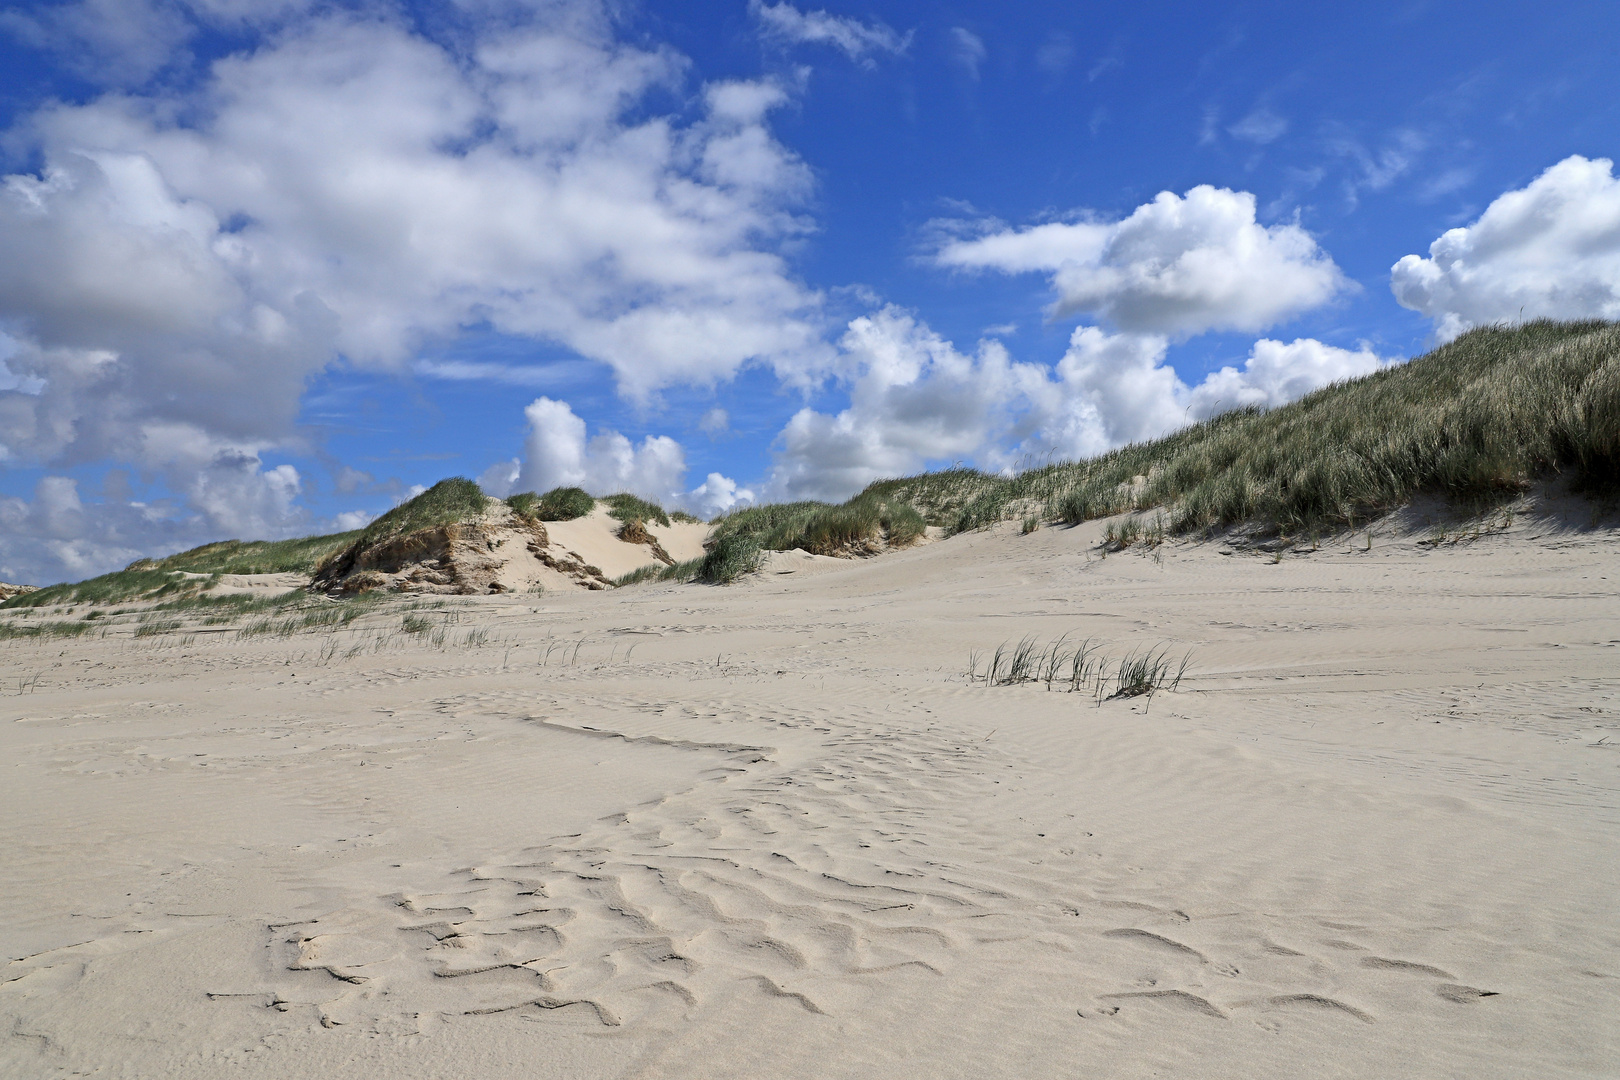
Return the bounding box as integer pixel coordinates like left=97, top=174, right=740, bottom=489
left=602, top=493, right=671, bottom=527
left=707, top=490, right=926, bottom=557
left=357, top=478, right=488, bottom=546
left=968, top=634, right=1190, bottom=702
left=528, top=486, right=596, bottom=521
left=855, top=468, right=1005, bottom=528
left=505, top=492, right=542, bottom=520
left=669, top=510, right=704, bottom=524
left=708, top=501, right=829, bottom=550
left=697, top=534, right=763, bottom=584
left=151, top=591, right=305, bottom=616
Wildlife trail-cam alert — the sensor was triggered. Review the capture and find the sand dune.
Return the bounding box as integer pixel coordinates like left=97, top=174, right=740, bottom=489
left=2, top=514, right=1617, bottom=1078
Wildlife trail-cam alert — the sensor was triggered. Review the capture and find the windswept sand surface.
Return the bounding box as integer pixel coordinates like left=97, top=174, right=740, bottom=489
left=3, top=519, right=1618, bottom=1078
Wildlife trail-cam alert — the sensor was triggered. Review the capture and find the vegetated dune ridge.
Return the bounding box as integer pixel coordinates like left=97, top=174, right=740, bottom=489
left=2, top=495, right=1618, bottom=1079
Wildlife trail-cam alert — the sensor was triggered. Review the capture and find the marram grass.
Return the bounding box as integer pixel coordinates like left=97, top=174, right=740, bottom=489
left=954, top=321, right=1620, bottom=537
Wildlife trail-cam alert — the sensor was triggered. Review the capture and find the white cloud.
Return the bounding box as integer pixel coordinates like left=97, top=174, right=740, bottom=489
left=492, top=395, right=749, bottom=519
left=765, top=306, right=1048, bottom=501
left=1228, top=107, right=1287, bottom=145
left=1035, top=330, right=1391, bottom=462
left=949, top=27, right=986, bottom=80
left=697, top=407, right=730, bottom=434
left=0, top=0, right=314, bottom=86
left=935, top=185, right=1347, bottom=336
left=1035, top=32, right=1073, bottom=79
left=765, top=311, right=1394, bottom=502
left=0, top=460, right=369, bottom=585
left=413, top=358, right=593, bottom=388
left=1183, top=337, right=1390, bottom=418
left=0, top=6, right=833, bottom=576
left=1327, top=127, right=1425, bottom=209
left=1392, top=155, right=1620, bottom=341
left=513, top=397, right=685, bottom=501
left=750, top=1, right=907, bottom=63
left=687, top=472, right=754, bottom=518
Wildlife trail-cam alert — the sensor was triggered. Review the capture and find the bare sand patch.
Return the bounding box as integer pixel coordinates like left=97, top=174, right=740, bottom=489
left=3, top=519, right=1617, bottom=1078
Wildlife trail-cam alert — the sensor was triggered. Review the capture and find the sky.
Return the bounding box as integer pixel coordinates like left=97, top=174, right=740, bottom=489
left=2, top=0, right=1619, bottom=584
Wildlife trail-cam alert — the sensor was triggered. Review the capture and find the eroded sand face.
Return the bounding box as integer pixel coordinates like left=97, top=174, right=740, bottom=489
left=3, top=518, right=1618, bottom=1078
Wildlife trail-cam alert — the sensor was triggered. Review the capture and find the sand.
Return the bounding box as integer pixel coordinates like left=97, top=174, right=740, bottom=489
left=2, top=513, right=1617, bottom=1078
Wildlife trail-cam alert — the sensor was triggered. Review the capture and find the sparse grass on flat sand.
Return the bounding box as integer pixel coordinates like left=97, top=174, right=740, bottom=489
left=969, top=634, right=1191, bottom=702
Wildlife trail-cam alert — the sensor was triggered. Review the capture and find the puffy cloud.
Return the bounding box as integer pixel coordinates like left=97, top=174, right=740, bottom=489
left=486, top=396, right=749, bottom=518
left=750, top=1, right=907, bottom=62
left=687, top=473, right=754, bottom=518
left=1184, top=337, right=1389, bottom=418
left=0, top=10, right=830, bottom=458
left=1035, top=331, right=1391, bottom=461
left=1391, top=155, right=1620, bottom=341
left=697, top=407, right=730, bottom=435
left=1039, top=330, right=1184, bottom=457
left=0, top=5, right=833, bottom=576
left=766, top=312, right=1394, bottom=502
left=765, top=307, right=1048, bottom=501
left=934, top=185, right=1347, bottom=337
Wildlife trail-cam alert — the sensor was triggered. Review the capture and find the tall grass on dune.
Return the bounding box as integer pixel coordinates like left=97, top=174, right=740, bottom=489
left=602, top=493, right=672, bottom=527
left=355, top=478, right=489, bottom=545
left=953, top=321, right=1620, bottom=537
left=708, top=492, right=926, bottom=556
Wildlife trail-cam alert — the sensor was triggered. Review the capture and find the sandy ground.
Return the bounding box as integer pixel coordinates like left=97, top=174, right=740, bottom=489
left=2, top=514, right=1618, bottom=1078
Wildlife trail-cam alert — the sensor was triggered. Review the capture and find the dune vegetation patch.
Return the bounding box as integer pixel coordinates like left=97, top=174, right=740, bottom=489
left=354, top=478, right=489, bottom=547
left=132, top=533, right=364, bottom=577
left=2, top=569, right=214, bottom=610
left=603, top=493, right=671, bottom=527
left=509, top=486, right=595, bottom=522
left=707, top=492, right=926, bottom=558
left=941, top=320, right=1620, bottom=540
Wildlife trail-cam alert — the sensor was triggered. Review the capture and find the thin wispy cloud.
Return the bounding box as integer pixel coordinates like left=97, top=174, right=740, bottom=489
left=949, top=27, right=986, bottom=80
left=750, top=1, right=909, bottom=63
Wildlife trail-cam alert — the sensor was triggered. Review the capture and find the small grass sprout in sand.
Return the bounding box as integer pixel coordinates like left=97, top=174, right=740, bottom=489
left=969, top=635, right=1191, bottom=704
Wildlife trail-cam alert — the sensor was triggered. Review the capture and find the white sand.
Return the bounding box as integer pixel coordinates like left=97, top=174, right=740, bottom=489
left=3, top=515, right=1618, bottom=1077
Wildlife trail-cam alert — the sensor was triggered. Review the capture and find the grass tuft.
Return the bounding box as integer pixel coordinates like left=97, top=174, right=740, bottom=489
left=969, top=635, right=1191, bottom=703
left=697, top=534, right=763, bottom=584
left=603, top=493, right=671, bottom=528
left=536, top=486, right=597, bottom=521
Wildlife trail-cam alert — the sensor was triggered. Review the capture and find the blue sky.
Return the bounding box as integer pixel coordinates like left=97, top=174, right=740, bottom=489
left=2, top=0, right=1619, bottom=583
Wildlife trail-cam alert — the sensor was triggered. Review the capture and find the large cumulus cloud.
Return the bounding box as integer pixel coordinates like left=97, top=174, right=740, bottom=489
left=480, top=396, right=753, bottom=519
left=765, top=310, right=1391, bottom=502
left=0, top=3, right=827, bottom=580
left=1392, top=155, right=1620, bottom=341
left=934, top=185, right=1348, bottom=336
